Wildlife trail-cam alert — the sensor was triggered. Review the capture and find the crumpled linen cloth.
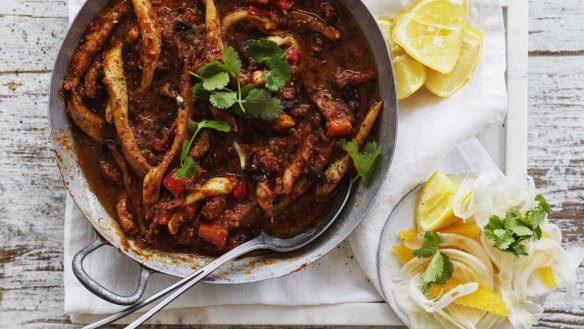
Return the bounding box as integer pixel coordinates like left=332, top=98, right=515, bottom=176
left=63, top=0, right=507, bottom=323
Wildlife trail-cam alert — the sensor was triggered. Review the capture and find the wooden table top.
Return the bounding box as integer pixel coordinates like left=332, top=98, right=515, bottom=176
left=0, top=0, right=582, bottom=328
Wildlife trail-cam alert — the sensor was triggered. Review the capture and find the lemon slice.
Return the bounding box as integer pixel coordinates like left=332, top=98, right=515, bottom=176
left=429, top=279, right=509, bottom=316
left=378, top=18, right=427, bottom=100
left=425, top=26, right=483, bottom=97
left=393, top=0, right=469, bottom=74
left=416, top=170, right=460, bottom=231
left=392, top=245, right=415, bottom=265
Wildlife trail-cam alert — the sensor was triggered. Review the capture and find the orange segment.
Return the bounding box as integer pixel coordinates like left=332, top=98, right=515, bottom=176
left=393, top=245, right=415, bottom=264
left=429, top=279, right=509, bottom=316
left=438, top=221, right=480, bottom=239
left=398, top=228, right=419, bottom=241
left=536, top=267, right=557, bottom=289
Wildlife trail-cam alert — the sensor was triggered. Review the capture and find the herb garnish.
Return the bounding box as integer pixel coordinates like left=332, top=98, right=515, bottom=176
left=342, top=139, right=382, bottom=186
left=176, top=119, right=231, bottom=180
left=483, top=195, right=552, bottom=256
left=190, top=40, right=289, bottom=120
left=413, top=231, right=454, bottom=293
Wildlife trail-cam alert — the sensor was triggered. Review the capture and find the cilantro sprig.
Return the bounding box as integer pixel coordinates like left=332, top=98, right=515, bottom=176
left=484, top=195, right=552, bottom=256
left=342, top=140, right=382, bottom=186
left=176, top=119, right=231, bottom=180
left=190, top=40, right=289, bottom=121
left=413, top=231, right=454, bottom=293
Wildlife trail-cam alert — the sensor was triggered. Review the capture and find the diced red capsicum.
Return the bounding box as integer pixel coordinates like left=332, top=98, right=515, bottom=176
left=286, top=48, right=302, bottom=62
left=232, top=181, right=248, bottom=201
left=163, top=168, right=195, bottom=197
left=275, top=0, right=295, bottom=12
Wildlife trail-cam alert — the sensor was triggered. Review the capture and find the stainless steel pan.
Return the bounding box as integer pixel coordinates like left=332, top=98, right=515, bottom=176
left=49, top=0, right=398, bottom=305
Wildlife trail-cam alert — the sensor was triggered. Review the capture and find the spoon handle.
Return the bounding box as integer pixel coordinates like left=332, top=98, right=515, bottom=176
left=83, top=237, right=267, bottom=329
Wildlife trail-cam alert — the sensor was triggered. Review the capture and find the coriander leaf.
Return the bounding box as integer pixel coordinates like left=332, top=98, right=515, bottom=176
left=247, top=39, right=290, bottom=91
left=508, top=223, right=533, bottom=237
left=188, top=119, right=232, bottom=134
left=493, top=228, right=514, bottom=250
left=420, top=251, right=444, bottom=284
left=177, top=119, right=231, bottom=180
left=504, top=213, right=533, bottom=237
left=222, top=46, right=242, bottom=74
left=202, top=72, right=230, bottom=91
left=210, top=91, right=238, bottom=109
left=241, top=88, right=284, bottom=120
left=419, top=251, right=454, bottom=293
left=484, top=215, right=505, bottom=240
left=522, top=208, right=546, bottom=230
left=510, top=240, right=528, bottom=256
left=342, top=140, right=382, bottom=186
left=196, top=61, right=226, bottom=78
left=240, top=84, right=255, bottom=99
left=536, top=194, right=552, bottom=213
left=192, top=82, right=210, bottom=101
left=532, top=226, right=543, bottom=240
left=176, top=156, right=197, bottom=180
left=413, top=231, right=442, bottom=258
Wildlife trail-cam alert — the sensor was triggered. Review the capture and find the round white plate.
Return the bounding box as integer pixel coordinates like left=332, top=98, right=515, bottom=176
left=376, top=174, right=470, bottom=327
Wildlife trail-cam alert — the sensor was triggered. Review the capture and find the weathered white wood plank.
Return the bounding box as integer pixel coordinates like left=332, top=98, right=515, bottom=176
left=529, top=0, right=584, bottom=54
left=0, top=0, right=67, bottom=17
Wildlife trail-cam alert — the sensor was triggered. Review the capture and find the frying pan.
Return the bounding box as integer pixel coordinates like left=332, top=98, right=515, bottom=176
left=49, top=0, right=398, bottom=305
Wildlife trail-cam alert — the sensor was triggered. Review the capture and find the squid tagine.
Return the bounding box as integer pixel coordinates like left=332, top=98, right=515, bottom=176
left=63, top=0, right=383, bottom=254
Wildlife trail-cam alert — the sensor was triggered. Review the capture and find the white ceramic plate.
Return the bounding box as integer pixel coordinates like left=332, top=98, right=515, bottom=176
left=376, top=174, right=470, bottom=327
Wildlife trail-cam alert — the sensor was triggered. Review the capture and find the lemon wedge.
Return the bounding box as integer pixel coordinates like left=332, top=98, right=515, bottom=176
left=429, top=279, right=509, bottom=316
left=425, top=26, right=483, bottom=97
left=416, top=170, right=460, bottom=231
left=393, top=0, right=469, bottom=74
left=378, top=18, right=427, bottom=100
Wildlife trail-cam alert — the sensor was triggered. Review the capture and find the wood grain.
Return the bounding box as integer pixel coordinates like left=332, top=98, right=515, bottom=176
left=0, top=0, right=582, bottom=328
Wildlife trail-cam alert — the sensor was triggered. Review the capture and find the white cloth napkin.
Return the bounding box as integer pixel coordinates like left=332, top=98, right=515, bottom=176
left=63, top=0, right=507, bottom=323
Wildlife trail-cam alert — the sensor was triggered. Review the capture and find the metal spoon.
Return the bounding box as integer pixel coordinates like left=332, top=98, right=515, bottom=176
left=83, top=178, right=352, bottom=329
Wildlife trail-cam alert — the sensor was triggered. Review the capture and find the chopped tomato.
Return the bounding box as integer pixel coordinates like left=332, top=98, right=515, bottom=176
left=163, top=168, right=195, bottom=196
left=232, top=181, right=248, bottom=201
left=286, top=48, right=302, bottom=62
left=248, top=5, right=271, bottom=17
left=198, top=222, right=228, bottom=249
left=275, top=0, right=294, bottom=12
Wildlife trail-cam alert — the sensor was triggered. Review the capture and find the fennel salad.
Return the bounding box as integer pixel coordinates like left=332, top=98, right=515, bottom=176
left=391, top=171, right=584, bottom=329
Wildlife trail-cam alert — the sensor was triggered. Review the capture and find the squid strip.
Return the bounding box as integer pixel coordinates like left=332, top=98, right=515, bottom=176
left=221, top=10, right=287, bottom=35
left=316, top=100, right=383, bottom=196
left=66, top=92, right=106, bottom=142
left=106, top=141, right=147, bottom=234
left=84, top=56, right=103, bottom=99
left=143, top=63, right=191, bottom=206
left=188, top=130, right=211, bottom=159
left=287, top=11, right=342, bottom=42
left=275, top=141, right=334, bottom=212
left=103, top=43, right=153, bottom=177
left=202, top=0, right=223, bottom=62
left=185, top=177, right=238, bottom=205
left=131, top=0, right=161, bottom=91
left=63, top=1, right=130, bottom=91
left=115, top=192, right=140, bottom=235
left=275, top=134, right=317, bottom=195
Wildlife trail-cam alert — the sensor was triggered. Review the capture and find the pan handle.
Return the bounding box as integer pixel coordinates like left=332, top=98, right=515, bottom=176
left=72, top=234, right=154, bottom=305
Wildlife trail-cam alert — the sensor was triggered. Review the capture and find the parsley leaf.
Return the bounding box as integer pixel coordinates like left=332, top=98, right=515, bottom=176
left=413, top=232, right=454, bottom=294
left=483, top=195, right=552, bottom=256
left=176, top=119, right=231, bottom=180
left=342, top=140, right=382, bottom=186
left=241, top=88, right=284, bottom=120
left=413, top=231, right=442, bottom=258
left=247, top=39, right=290, bottom=91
